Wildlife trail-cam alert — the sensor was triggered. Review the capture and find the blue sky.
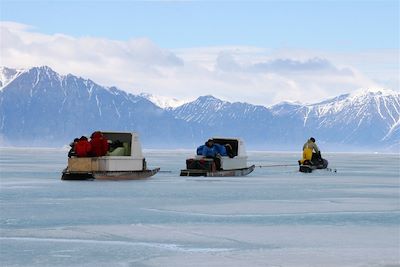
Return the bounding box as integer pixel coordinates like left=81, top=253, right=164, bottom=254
left=2, top=1, right=398, bottom=50
left=1, top=1, right=399, bottom=105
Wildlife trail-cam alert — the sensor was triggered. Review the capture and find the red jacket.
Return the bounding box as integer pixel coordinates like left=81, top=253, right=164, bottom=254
left=75, top=140, right=92, bottom=157
left=90, top=132, right=109, bottom=157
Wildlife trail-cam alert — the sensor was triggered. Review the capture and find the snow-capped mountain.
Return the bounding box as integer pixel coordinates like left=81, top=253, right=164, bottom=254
left=0, top=66, right=398, bottom=151
left=170, top=95, right=274, bottom=145
left=169, top=90, right=400, bottom=150
left=305, top=89, right=399, bottom=145
left=0, top=67, right=24, bottom=89
left=140, top=93, right=187, bottom=109
left=266, top=88, right=400, bottom=147
left=0, top=66, right=191, bottom=147
left=172, top=95, right=272, bottom=124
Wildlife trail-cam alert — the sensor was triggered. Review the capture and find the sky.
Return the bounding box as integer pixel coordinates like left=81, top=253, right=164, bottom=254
left=0, top=0, right=399, bottom=106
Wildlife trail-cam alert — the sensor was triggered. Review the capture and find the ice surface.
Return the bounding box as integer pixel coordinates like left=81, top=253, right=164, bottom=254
left=0, top=148, right=399, bottom=266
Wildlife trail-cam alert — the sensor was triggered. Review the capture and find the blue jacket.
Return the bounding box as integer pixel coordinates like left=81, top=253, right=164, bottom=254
left=214, top=143, right=227, bottom=156
left=202, top=145, right=217, bottom=157
left=196, top=145, right=205, bottom=155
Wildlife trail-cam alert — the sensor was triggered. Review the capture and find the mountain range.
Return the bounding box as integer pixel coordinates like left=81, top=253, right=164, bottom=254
left=0, top=66, right=399, bottom=152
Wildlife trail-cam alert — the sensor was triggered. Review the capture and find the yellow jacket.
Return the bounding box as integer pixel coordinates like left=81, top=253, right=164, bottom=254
left=299, top=139, right=319, bottom=164
left=303, top=140, right=320, bottom=153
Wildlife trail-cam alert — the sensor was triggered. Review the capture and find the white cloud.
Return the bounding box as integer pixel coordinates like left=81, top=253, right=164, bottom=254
left=0, top=21, right=397, bottom=106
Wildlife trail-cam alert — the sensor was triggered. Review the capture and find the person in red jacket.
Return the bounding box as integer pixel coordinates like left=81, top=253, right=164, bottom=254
left=75, top=136, right=92, bottom=157
left=89, top=131, right=109, bottom=157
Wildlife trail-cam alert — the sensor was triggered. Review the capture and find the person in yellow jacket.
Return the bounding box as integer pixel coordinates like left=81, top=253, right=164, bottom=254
left=299, top=137, right=321, bottom=165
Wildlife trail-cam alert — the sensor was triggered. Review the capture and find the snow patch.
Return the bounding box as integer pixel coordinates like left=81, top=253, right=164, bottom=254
left=95, top=95, right=102, bottom=116
left=140, top=93, right=187, bottom=108
left=0, top=67, right=24, bottom=90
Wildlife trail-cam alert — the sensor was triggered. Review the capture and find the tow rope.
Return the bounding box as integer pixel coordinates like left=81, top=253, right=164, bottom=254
left=256, top=164, right=338, bottom=173
left=256, top=164, right=299, bottom=168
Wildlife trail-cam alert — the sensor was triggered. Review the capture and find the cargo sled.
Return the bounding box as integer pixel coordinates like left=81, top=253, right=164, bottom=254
left=180, top=137, right=255, bottom=177
left=62, top=132, right=159, bottom=180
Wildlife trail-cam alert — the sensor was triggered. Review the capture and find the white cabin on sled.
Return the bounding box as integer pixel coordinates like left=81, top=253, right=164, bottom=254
left=63, top=131, right=159, bottom=180
left=67, top=132, right=145, bottom=172
left=211, top=137, right=248, bottom=170
left=181, top=137, right=254, bottom=177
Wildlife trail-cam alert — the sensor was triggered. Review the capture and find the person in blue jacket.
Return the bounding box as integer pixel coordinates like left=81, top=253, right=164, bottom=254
left=201, top=139, right=223, bottom=170
left=196, top=142, right=211, bottom=155
left=202, top=139, right=217, bottom=157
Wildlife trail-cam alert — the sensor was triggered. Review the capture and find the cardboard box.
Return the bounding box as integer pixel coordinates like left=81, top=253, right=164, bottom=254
left=68, top=157, right=99, bottom=172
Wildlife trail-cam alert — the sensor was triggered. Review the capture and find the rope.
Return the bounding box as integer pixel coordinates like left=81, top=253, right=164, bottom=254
left=256, top=164, right=299, bottom=168
left=257, top=164, right=337, bottom=173
left=157, top=167, right=337, bottom=173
